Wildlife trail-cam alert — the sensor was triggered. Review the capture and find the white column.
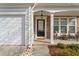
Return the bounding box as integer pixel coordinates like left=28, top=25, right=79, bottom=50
left=31, top=11, right=34, bottom=44
left=28, top=6, right=32, bottom=47
left=50, top=13, right=54, bottom=44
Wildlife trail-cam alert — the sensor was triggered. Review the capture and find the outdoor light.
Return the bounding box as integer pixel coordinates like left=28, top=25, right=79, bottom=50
left=41, top=10, right=43, bottom=20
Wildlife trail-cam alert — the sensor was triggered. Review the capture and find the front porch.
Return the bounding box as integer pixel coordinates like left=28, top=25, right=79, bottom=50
left=33, top=10, right=79, bottom=45
left=28, top=3, right=79, bottom=47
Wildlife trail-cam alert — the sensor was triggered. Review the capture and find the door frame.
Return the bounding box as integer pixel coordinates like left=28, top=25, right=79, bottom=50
left=35, top=16, right=47, bottom=39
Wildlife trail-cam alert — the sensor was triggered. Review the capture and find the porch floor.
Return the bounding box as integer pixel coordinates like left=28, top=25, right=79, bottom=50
left=54, top=39, right=79, bottom=44
left=33, top=38, right=50, bottom=45
left=33, top=38, right=79, bottom=45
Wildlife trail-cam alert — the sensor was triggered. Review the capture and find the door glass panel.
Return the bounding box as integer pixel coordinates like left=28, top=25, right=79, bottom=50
left=37, top=19, right=45, bottom=36
left=38, top=21, right=44, bottom=31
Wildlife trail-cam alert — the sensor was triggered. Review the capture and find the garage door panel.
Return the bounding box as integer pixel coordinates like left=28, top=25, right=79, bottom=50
left=0, top=16, right=23, bottom=45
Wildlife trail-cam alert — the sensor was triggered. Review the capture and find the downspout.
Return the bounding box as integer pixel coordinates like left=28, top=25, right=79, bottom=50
left=32, top=3, right=38, bottom=10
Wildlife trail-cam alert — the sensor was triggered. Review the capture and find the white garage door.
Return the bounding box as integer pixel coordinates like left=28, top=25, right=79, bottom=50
left=0, top=16, right=24, bottom=45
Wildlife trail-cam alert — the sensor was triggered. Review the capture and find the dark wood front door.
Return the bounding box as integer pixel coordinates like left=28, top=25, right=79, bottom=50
left=37, top=19, right=45, bottom=37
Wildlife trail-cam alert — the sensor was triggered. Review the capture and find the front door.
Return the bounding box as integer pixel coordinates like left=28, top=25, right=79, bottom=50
left=37, top=19, right=45, bottom=37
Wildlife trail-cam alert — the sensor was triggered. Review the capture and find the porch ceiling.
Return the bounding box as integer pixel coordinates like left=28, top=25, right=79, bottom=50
left=34, top=10, right=79, bottom=16
left=34, top=11, right=50, bottom=16
left=35, top=3, right=79, bottom=8
left=34, top=3, right=79, bottom=16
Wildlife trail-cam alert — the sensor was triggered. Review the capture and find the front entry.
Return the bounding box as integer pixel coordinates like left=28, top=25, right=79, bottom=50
left=37, top=19, right=45, bottom=37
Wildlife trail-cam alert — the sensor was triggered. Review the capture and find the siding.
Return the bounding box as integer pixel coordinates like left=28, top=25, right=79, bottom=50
left=25, top=9, right=29, bottom=46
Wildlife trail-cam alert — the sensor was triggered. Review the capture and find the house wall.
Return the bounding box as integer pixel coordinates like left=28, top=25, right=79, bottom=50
left=46, top=16, right=50, bottom=39
left=77, top=17, right=79, bottom=32
left=0, top=8, right=29, bottom=45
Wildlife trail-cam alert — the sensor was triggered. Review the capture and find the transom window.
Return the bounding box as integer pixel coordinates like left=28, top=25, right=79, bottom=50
left=54, top=17, right=76, bottom=34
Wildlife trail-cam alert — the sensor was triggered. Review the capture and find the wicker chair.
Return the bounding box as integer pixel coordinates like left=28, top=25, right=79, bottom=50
left=67, top=32, right=75, bottom=41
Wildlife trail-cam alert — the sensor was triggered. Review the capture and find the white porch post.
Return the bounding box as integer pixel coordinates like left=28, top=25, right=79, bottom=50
left=31, top=11, right=34, bottom=44
left=50, top=13, right=54, bottom=44
left=29, top=6, right=32, bottom=47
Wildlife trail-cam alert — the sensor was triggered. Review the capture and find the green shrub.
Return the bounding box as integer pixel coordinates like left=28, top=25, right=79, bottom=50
left=63, top=48, right=79, bottom=56
left=56, top=43, right=66, bottom=49
left=63, top=48, right=72, bottom=56
left=67, top=44, right=79, bottom=51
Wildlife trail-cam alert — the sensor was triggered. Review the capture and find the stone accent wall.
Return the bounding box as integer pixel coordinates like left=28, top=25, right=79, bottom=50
left=46, top=16, right=50, bottom=39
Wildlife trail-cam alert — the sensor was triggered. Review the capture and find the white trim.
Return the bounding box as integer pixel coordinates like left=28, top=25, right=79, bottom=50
left=29, top=6, right=32, bottom=46
left=67, top=17, right=69, bottom=35
left=35, top=16, right=47, bottom=39
left=50, top=14, right=54, bottom=44
left=31, top=12, right=34, bottom=44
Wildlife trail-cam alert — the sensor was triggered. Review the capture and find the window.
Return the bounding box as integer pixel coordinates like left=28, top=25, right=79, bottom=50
left=54, top=17, right=76, bottom=34
left=60, top=18, right=67, bottom=33
left=54, top=18, right=59, bottom=33
left=69, top=26, right=75, bottom=33
left=54, top=26, right=59, bottom=33
left=61, top=26, right=67, bottom=33
left=69, top=17, right=75, bottom=33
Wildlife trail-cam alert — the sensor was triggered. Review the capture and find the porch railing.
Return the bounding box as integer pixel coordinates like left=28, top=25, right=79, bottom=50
left=54, top=31, right=79, bottom=41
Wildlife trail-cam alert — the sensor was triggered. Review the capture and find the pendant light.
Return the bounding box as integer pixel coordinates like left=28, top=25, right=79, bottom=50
left=40, top=10, right=43, bottom=20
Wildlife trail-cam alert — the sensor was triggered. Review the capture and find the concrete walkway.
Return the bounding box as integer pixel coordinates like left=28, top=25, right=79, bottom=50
left=32, top=44, right=50, bottom=56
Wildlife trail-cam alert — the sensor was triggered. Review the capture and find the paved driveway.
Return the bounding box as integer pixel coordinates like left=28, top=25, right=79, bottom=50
left=0, top=45, right=26, bottom=56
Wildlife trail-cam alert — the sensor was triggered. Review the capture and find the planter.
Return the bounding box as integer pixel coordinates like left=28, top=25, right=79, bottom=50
left=48, top=44, right=79, bottom=56
left=48, top=45, right=63, bottom=56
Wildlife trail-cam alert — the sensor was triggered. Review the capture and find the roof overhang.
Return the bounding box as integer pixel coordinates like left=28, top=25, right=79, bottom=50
left=0, top=3, right=34, bottom=8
